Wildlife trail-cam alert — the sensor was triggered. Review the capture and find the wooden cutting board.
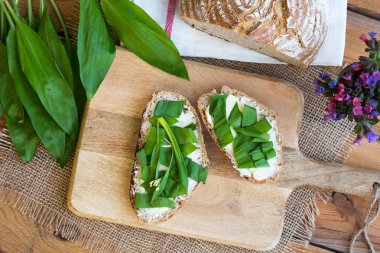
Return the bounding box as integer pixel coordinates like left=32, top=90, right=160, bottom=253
left=68, top=48, right=379, bottom=251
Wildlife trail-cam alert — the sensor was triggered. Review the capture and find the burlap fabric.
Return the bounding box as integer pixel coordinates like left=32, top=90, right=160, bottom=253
left=0, top=61, right=356, bottom=253
left=0, top=1, right=359, bottom=252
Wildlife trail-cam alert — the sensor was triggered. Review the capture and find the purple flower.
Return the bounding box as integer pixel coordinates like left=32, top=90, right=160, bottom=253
left=366, top=76, right=378, bottom=88
left=315, top=86, right=325, bottom=96
left=373, top=71, right=380, bottom=79
left=366, top=114, right=374, bottom=119
left=353, top=97, right=361, bottom=107
left=366, top=131, right=379, bottom=143
left=343, top=72, right=352, bottom=81
left=313, top=78, right=319, bottom=85
left=353, top=106, right=363, bottom=116
left=319, top=73, right=331, bottom=81
left=364, top=104, right=373, bottom=113
left=360, top=34, right=368, bottom=42
left=360, top=72, right=369, bottom=81
left=351, top=62, right=361, bottom=71
left=370, top=99, right=378, bottom=108
left=353, top=137, right=363, bottom=145
left=372, top=110, right=379, bottom=118
left=323, top=114, right=333, bottom=122
left=328, top=80, right=337, bottom=88
left=368, top=32, right=377, bottom=39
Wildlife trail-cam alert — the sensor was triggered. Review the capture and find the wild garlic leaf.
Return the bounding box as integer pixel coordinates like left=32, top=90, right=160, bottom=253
left=244, top=118, right=272, bottom=134
left=254, top=159, right=270, bottom=168
left=77, top=0, right=116, bottom=100
left=185, top=158, right=208, bottom=184
left=154, top=100, right=185, bottom=119
left=0, top=42, right=24, bottom=123
left=235, top=128, right=270, bottom=140
left=0, top=103, right=4, bottom=117
left=214, top=117, right=234, bottom=147
left=13, top=16, right=78, bottom=136
left=0, top=8, right=8, bottom=43
left=6, top=29, right=66, bottom=163
left=228, top=103, right=242, bottom=128
left=180, top=143, right=197, bottom=157
left=144, top=126, right=165, bottom=156
left=209, top=95, right=227, bottom=117
left=101, top=0, right=189, bottom=80
left=38, top=8, right=74, bottom=89
left=152, top=152, right=173, bottom=202
left=158, top=117, right=188, bottom=191
left=171, top=127, right=198, bottom=144
left=134, top=193, right=174, bottom=209
left=242, top=105, right=257, bottom=127
left=6, top=113, right=39, bottom=164
left=233, top=134, right=258, bottom=168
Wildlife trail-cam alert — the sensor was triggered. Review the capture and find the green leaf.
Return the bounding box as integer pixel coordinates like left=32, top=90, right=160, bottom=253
left=235, top=128, right=270, bottom=140
left=149, top=116, right=178, bottom=126
left=154, top=100, right=185, bottom=118
left=244, top=118, right=272, bottom=134
left=214, top=117, right=234, bottom=147
left=233, top=134, right=258, bottom=168
left=251, top=149, right=265, bottom=161
left=184, top=158, right=208, bottom=184
left=6, top=29, right=66, bottom=164
left=228, top=103, right=242, bottom=128
left=12, top=14, right=78, bottom=137
left=254, top=159, right=269, bottom=168
left=158, top=117, right=188, bottom=191
left=242, top=105, right=257, bottom=127
left=152, top=164, right=171, bottom=202
left=209, top=95, right=227, bottom=117
left=180, top=143, right=197, bottom=157
left=264, top=148, right=276, bottom=160
left=77, top=0, right=116, bottom=100
left=134, top=193, right=174, bottom=208
left=184, top=123, right=196, bottom=130
left=144, top=126, right=165, bottom=156
left=38, top=8, right=74, bottom=89
left=101, top=0, right=189, bottom=80
left=261, top=142, right=273, bottom=152
left=0, top=42, right=24, bottom=123
left=171, top=127, right=198, bottom=144
left=6, top=112, right=39, bottom=163
left=0, top=103, right=3, bottom=117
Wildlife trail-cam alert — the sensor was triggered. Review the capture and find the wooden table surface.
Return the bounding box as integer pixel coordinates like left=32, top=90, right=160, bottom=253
left=0, top=1, right=380, bottom=252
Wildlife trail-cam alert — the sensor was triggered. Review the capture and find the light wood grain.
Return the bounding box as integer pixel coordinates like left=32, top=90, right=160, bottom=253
left=0, top=203, right=88, bottom=253
left=348, top=0, right=380, bottom=20
left=69, top=48, right=380, bottom=251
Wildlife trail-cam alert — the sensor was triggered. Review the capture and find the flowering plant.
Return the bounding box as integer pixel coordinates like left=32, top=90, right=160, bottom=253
left=314, top=32, right=380, bottom=145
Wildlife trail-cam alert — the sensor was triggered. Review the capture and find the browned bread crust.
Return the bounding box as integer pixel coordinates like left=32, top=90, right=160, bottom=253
left=130, top=91, right=209, bottom=223
left=198, top=86, right=283, bottom=184
left=178, top=0, right=328, bottom=67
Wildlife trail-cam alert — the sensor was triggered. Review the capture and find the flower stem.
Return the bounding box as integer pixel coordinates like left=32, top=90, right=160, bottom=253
left=27, top=0, right=32, bottom=26
left=49, top=0, right=71, bottom=53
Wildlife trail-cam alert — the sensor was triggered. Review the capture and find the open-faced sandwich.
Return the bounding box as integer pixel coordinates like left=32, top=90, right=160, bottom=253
left=198, top=86, right=283, bottom=184
left=178, top=0, right=328, bottom=67
left=131, top=91, right=209, bottom=223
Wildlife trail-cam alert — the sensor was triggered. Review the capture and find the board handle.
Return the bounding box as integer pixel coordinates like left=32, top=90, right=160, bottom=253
left=272, top=149, right=380, bottom=197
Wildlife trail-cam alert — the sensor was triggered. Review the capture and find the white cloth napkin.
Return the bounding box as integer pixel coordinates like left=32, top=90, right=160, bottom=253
left=135, top=0, right=347, bottom=66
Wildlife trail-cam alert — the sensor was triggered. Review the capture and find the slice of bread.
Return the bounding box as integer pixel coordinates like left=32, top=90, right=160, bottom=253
left=198, top=86, right=283, bottom=184
left=178, top=0, right=328, bottom=67
left=130, top=91, right=209, bottom=223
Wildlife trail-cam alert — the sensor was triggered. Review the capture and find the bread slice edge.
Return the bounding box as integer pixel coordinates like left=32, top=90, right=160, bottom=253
left=198, top=86, right=284, bottom=184
left=130, top=91, right=209, bottom=224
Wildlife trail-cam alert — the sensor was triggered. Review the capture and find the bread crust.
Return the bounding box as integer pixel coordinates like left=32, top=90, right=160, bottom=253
left=130, top=91, right=209, bottom=224
left=198, top=86, right=283, bottom=184
left=178, top=0, right=328, bottom=67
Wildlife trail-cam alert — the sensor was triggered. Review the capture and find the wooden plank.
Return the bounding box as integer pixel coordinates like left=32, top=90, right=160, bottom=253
left=348, top=0, right=380, bottom=20
left=0, top=203, right=88, bottom=253
left=313, top=193, right=380, bottom=252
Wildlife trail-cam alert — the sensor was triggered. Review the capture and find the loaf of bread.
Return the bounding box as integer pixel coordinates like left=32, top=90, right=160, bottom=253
left=178, top=0, right=328, bottom=67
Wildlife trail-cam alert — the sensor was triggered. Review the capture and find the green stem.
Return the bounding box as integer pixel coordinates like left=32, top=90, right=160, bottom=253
left=27, top=0, right=32, bottom=26
left=49, top=0, right=71, bottom=52
left=158, top=117, right=188, bottom=191
left=39, top=0, right=45, bottom=18
left=0, top=0, right=15, bottom=30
